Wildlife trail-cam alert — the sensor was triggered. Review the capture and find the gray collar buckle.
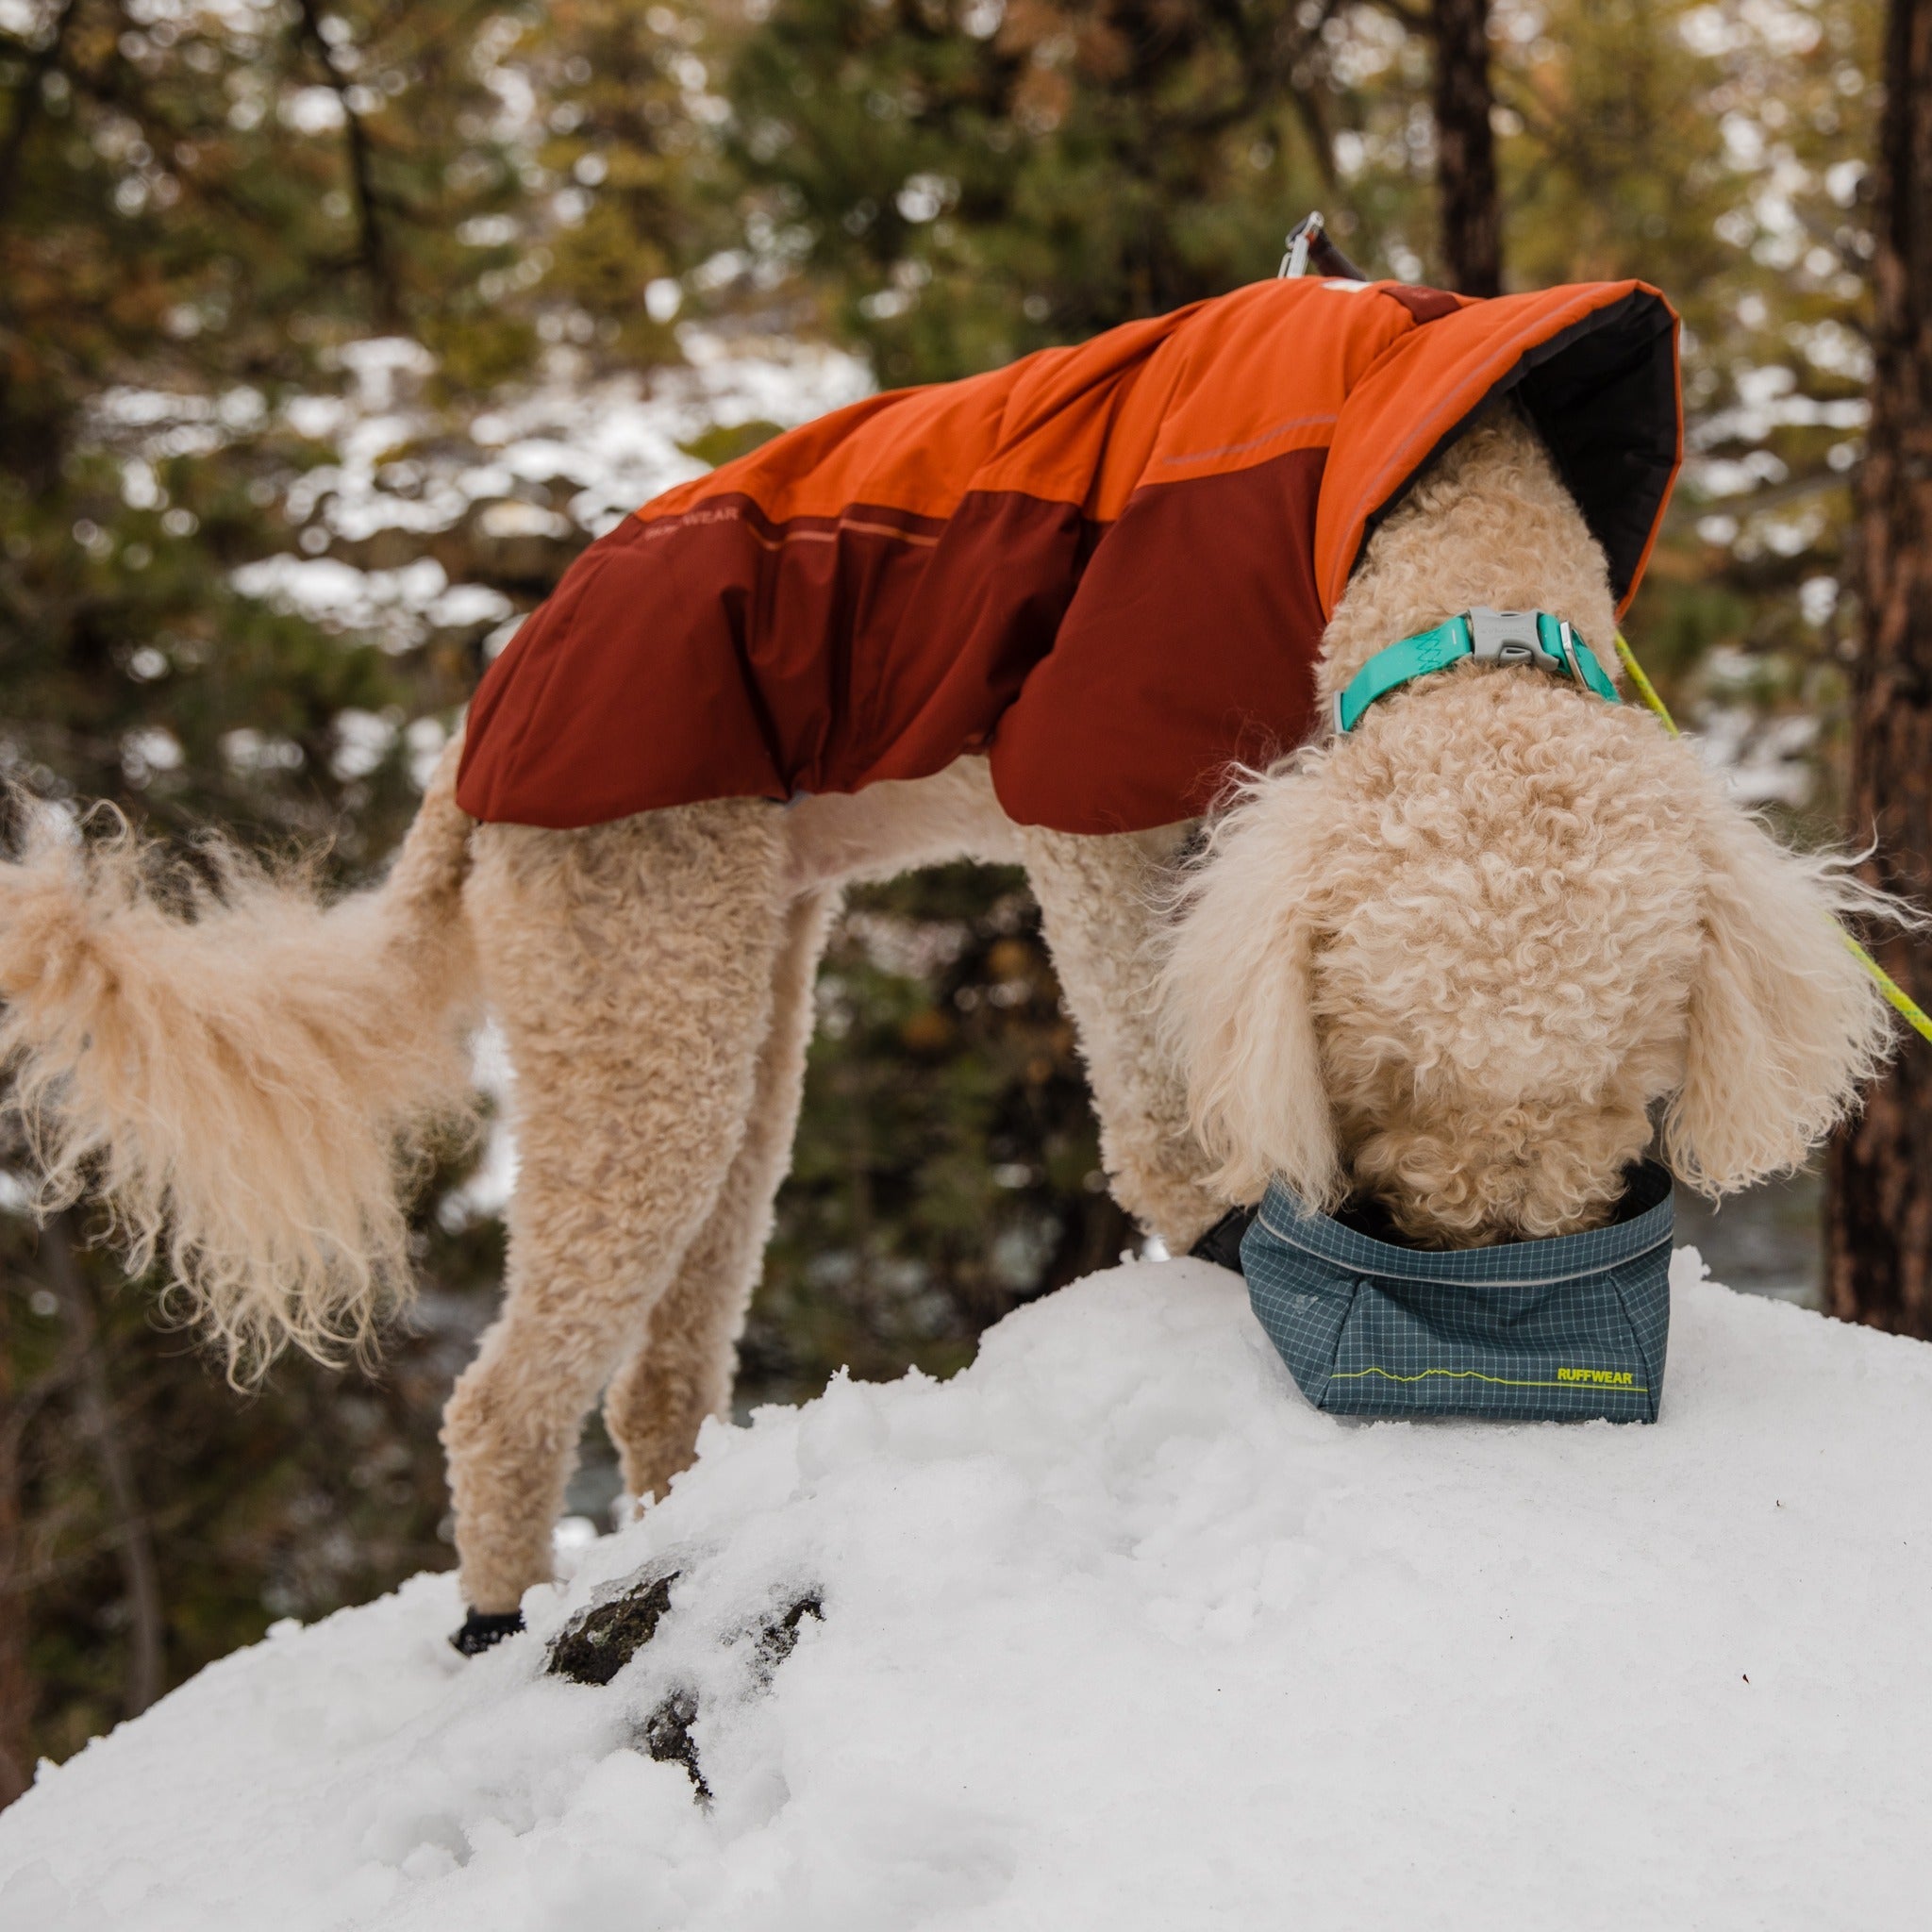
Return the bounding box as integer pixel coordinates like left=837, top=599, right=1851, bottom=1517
left=1467, top=606, right=1568, bottom=676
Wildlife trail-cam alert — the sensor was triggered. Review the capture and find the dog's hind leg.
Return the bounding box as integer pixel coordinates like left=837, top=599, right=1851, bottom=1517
left=602, top=885, right=839, bottom=1505
left=1019, top=825, right=1225, bottom=1255
left=441, top=803, right=786, bottom=1617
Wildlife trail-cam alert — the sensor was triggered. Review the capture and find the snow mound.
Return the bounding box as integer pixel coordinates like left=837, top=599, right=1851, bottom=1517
left=7, top=1251, right=1932, bottom=1930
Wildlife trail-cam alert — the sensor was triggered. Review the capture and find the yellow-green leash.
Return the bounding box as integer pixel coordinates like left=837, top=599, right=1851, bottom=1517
left=1610, top=632, right=1675, bottom=737
left=1612, top=631, right=1932, bottom=1045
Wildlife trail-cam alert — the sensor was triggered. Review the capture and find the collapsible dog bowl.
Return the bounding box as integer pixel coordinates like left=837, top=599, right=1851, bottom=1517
left=1240, top=1161, right=1674, bottom=1424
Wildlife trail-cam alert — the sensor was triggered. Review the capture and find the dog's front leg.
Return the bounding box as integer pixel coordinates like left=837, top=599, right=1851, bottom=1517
left=1020, top=824, right=1226, bottom=1256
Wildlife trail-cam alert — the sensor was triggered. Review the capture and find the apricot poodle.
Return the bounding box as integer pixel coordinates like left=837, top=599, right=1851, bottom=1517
left=0, top=409, right=1895, bottom=1621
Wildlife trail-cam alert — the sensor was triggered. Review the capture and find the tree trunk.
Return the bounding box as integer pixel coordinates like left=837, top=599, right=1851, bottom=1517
left=0, top=1275, right=29, bottom=1810
left=43, top=1218, right=165, bottom=1717
left=1825, top=0, right=1932, bottom=1332
left=1431, top=0, right=1503, bottom=296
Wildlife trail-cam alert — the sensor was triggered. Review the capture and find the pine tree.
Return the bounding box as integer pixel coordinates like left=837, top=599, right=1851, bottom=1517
left=722, top=0, right=1358, bottom=384
left=1826, top=0, right=1932, bottom=1333
left=1428, top=0, right=1501, bottom=292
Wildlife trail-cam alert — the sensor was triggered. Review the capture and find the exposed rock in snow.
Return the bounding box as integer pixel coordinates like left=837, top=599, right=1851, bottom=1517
left=6, top=1250, right=1932, bottom=1930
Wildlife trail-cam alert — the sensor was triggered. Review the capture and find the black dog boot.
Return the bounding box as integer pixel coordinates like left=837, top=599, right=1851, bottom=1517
left=451, top=1607, right=525, bottom=1656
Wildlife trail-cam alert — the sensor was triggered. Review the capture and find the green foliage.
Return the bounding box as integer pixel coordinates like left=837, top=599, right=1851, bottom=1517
left=679, top=419, right=787, bottom=465
left=1, top=0, right=513, bottom=841
left=1499, top=0, right=1876, bottom=783
left=722, top=0, right=1351, bottom=382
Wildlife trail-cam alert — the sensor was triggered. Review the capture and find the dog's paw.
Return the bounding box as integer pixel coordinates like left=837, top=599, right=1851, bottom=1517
left=450, top=1607, right=526, bottom=1656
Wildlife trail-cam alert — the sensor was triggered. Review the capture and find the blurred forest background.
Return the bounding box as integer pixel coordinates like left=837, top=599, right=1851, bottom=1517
left=0, top=0, right=1882, bottom=1799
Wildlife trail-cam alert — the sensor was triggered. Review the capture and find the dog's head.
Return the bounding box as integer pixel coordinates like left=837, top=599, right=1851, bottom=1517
left=1160, top=412, right=1902, bottom=1244
left=1162, top=704, right=1900, bottom=1244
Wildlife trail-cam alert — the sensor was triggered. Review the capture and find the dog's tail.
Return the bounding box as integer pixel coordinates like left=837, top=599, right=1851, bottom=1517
left=0, top=734, right=483, bottom=1374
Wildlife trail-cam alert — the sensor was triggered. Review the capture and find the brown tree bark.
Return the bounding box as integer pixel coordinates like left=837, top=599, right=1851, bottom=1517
left=291, top=0, right=401, bottom=332
left=1825, top=0, right=1932, bottom=1332
left=0, top=0, right=78, bottom=229
left=42, top=1217, right=165, bottom=1717
left=1431, top=0, right=1503, bottom=296
left=0, top=1275, right=29, bottom=1809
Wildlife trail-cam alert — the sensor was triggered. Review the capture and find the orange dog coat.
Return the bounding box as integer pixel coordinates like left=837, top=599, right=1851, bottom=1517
left=457, top=277, right=1681, bottom=836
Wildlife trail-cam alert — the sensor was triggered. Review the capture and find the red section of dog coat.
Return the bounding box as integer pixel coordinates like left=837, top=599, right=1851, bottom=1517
left=457, top=277, right=1681, bottom=835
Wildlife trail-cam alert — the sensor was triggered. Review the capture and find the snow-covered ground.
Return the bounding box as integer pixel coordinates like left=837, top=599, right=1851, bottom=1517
left=6, top=1249, right=1932, bottom=1930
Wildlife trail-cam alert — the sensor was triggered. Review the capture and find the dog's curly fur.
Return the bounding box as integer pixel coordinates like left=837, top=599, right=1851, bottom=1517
left=1163, top=413, right=1901, bottom=1242
left=0, top=752, right=480, bottom=1373
left=0, top=408, right=1900, bottom=1612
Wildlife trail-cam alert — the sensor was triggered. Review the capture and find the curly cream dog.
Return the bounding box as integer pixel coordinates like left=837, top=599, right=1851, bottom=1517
left=0, top=410, right=1893, bottom=1620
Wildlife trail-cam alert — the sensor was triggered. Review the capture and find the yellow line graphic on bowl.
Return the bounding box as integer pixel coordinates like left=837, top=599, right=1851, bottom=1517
left=1327, top=1366, right=1646, bottom=1391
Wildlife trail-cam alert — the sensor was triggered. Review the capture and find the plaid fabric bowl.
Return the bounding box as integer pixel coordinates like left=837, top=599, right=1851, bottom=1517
left=1239, top=1162, right=1674, bottom=1424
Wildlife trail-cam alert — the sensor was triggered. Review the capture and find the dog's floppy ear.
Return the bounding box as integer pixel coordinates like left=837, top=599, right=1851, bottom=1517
left=1663, top=782, right=1905, bottom=1197
left=1160, top=767, right=1340, bottom=1208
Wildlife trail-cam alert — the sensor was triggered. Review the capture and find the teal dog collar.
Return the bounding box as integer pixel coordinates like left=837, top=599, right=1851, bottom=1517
left=1334, top=607, right=1621, bottom=735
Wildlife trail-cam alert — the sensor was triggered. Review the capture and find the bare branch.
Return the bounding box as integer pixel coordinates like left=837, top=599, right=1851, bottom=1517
left=0, top=1258, right=28, bottom=1808
left=291, top=0, right=402, bottom=330
left=1364, top=0, right=1431, bottom=29
left=0, top=0, right=80, bottom=229
left=1291, top=90, right=1341, bottom=196
left=1166, top=0, right=1347, bottom=147
left=40, top=1215, right=165, bottom=1718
